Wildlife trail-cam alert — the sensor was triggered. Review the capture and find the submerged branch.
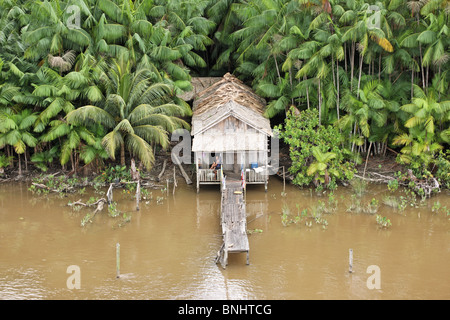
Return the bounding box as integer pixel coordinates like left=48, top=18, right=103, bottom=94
left=31, top=182, right=75, bottom=193
left=68, top=198, right=108, bottom=215
left=355, top=169, right=440, bottom=198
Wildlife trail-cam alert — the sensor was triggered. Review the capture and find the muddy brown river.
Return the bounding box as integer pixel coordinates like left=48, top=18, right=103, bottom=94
left=0, top=178, right=448, bottom=299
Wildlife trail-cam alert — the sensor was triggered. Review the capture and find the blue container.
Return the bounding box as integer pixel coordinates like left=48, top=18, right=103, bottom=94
left=250, top=162, right=258, bottom=169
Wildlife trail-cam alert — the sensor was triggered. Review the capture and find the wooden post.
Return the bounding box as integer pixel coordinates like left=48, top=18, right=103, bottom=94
left=136, top=180, right=140, bottom=211
left=172, top=166, right=177, bottom=196
left=195, top=152, right=199, bottom=193
left=107, top=183, right=113, bottom=204
left=116, top=243, right=120, bottom=278
left=282, top=166, right=285, bottom=193
left=349, top=249, right=353, bottom=273
left=166, top=179, right=169, bottom=196
left=172, top=154, right=192, bottom=185
left=157, top=159, right=167, bottom=181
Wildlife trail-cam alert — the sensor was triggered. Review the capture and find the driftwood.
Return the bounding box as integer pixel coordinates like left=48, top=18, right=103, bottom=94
left=136, top=180, right=140, bottom=211
left=355, top=169, right=440, bottom=198
left=172, top=154, right=192, bottom=185
left=130, top=158, right=140, bottom=181
left=31, top=182, right=74, bottom=193
left=94, top=200, right=105, bottom=214
left=68, top=198, right=107, bottom=214
left=157, top=159, right=167, bottom=181
left=406, top=169, right=440, bottom=198
left=106, top=183, right=114, bottom=203
left=173, top=166, right=177, bottom=195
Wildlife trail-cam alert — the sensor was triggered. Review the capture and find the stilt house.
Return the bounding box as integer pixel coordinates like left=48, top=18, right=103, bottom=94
left=190, top=73, right=273, bottom=192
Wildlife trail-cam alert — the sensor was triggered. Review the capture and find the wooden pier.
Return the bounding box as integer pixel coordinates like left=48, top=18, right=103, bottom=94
left=215, top=178, right=249, bottom=269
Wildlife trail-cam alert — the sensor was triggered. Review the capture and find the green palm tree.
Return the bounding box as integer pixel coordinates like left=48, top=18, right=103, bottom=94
left=417, top=11, right=449, bottom=88
left=0, top=109, right=38, bottom=176
left=31, top=58, right=104, bottom=131
left=306, top=146, right=339, bottom=186
left=23, top=0, right=90, bottom=61
left=40, top=119, right=98, bottom=174
left=392, top=84, right=449, bottom=171
left=66, top=56, right=191, bottom=170
left=397, top=84, right=450, bottom=144
left=338, top=77, right=388, bottom=151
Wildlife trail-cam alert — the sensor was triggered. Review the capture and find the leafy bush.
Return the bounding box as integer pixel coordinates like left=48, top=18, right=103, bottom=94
left=94, top=165, right=131, bottom=184
left=434, top=150, right=450, bottom=189
left=276, top=108, right=356, bottom=189
left=376, top=215, right=392, bottom=229
left=31, top=146, right=58, bottom=172
left=0, top=154, right=13, bottom=173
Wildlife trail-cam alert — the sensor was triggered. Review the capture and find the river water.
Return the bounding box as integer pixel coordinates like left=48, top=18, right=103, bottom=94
left=0, top=178, right=448, bottom=300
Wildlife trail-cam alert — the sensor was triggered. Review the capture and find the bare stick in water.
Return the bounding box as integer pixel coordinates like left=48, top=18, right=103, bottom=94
left=116, top=243, right=120, bottom=278
left=349, top=248, right=353, bottom=273
left=136, top=180, right=140, bottom=211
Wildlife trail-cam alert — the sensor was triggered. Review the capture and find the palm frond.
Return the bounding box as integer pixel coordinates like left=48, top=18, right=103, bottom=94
left=101, top=129, right=124, bottom=160
left=134, top=124, right=169, bottom=149
left=66, top=105, right=116, bottom=129
left=125, top=133, right=155, bottom=170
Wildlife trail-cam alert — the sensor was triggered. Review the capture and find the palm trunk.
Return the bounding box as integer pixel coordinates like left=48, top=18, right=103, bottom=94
left=318, top=78, right=322, bottom=125
left=8, top=146, right=13, bottom=168
left=351, top=122, right=357, bottom=152
left=344, top=43, right=347, bottom=72
left=350, top=41, right=355, bottom=92
left=336, top=59, right=340, bottom=121
left=120, top=143, right=126, bottom=167
left=273, top=53, right=282, bottom=83
left=378, top=53, right=381, bottom=81
left=419, top=44, right=425, bottom=89
left=363, top=141, right=373, bottom=178
left=357, top=54, right=363, bottom=99
left=18, top=153, right=22, bottom=176
left=289, top=68, right=294, bottom=105
left=331, top=55, right=336, bottom=87
left=438, top=65, right=441, bottom=100
left=304, top=75, right=310, bottom=110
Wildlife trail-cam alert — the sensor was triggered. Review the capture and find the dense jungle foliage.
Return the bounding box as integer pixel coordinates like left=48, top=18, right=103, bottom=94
left=0, top=0, right=448, bottom=190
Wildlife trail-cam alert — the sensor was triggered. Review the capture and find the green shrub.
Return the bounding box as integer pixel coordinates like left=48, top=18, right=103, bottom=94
left=276, top=108, right=356, bottom=189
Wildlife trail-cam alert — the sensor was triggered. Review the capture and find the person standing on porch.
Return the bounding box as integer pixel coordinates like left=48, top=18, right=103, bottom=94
left=210, top=155, right=222, bottom=179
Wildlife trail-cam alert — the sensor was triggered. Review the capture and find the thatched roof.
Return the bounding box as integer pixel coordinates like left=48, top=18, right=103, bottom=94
left=191, top=100, right=272, bottom=137
left=193, top=72, right=266, bottom=115
left=191, top=73, right=272, bottom=152
left=178, top=77, right=222, bottom=101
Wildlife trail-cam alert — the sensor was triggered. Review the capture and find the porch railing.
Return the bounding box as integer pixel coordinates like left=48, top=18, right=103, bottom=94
left=198, top=168, right=222, bottom=182
left=245, top=168, right=267, bottom=183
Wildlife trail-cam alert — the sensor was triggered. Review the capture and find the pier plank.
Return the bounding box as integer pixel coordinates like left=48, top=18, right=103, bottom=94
left=216, top=178, right=249, bottom=268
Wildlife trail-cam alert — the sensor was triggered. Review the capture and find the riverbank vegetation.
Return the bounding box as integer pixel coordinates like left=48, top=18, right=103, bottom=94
left=0, top=0, right=448, bottom=197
